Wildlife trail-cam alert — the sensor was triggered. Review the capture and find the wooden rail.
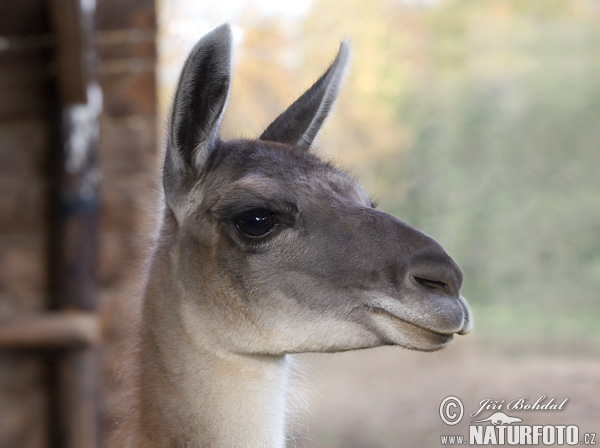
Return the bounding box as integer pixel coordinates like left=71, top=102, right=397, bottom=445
left=0, top=312, right=100, bottom=349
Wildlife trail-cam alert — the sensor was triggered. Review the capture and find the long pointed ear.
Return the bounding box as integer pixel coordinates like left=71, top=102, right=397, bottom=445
left=259, top=41, right=350, bottom=150
left=164, top=24, right=232, bottom=201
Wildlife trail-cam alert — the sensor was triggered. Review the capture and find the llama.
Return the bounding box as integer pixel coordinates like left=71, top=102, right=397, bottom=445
left=114, top=23, right=472, bottom=448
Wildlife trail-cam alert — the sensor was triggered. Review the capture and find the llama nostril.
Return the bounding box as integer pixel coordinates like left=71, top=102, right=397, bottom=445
left=413, top=276, right=449, bottom=292
left=409, top=260, right=462, bottom=298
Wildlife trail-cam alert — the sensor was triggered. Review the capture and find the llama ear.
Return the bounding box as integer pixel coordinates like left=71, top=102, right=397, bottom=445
left=259, top=41, right=350, bottom=150
left=165, top=24, right=232, bottom=179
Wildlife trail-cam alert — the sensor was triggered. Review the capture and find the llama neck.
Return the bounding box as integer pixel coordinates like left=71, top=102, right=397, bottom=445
left=135, top=264, right=290, bottom=448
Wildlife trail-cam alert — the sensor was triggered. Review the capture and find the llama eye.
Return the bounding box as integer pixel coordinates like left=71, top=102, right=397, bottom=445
left=235, top=210, right=278, bottom=238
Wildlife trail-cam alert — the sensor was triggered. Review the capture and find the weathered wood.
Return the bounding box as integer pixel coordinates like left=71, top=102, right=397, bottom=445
left=98, top=69, right=156, bottom=116
left=50, top=97, right=102, bottom=446
left=56, top=350, right=100, bottom=448
left=47, top=0, right=89, bottom=104
left=96, top=0, right=155, bottom=31
left=47, top=1, right=102, bottom=448
left=98, top=116, right=156, bottom=175
left=0, top=0, right=157, bottom=444
left=0, top=312, right=100, bottom=349
left=95, top=28, right=156, bottom=59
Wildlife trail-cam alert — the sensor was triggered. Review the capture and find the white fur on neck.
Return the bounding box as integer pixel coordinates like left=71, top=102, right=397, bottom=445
left=137, top=310, right=290, bottom=448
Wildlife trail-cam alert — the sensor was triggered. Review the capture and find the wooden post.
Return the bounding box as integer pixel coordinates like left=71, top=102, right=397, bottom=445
left=47, top=1, right=101, bottom=447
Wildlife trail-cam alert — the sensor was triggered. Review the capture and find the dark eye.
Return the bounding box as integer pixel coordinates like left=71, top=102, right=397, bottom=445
left=235, top=210, right=278, bottom=238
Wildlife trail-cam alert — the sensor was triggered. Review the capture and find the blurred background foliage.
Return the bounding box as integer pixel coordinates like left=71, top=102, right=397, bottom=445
left=159, top=0, right=600, bottom=355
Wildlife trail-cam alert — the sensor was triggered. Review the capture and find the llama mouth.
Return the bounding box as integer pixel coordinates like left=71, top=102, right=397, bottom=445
left=369, top=307, right=455, bottom=350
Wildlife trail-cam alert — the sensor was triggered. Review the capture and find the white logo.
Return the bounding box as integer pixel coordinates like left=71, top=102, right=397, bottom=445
left=438, top=395, right=597, bottom=446
left=439, top=396, right=464, bottom=426
left=471, top=411, right=522, bottom=425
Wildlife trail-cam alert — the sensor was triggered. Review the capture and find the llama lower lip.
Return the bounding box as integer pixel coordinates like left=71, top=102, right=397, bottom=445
left=370, top=307, right=454, bottom=348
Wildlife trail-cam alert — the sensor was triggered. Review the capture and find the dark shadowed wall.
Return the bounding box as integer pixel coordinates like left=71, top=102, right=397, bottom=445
left=0, top=1, right=157, bottom=446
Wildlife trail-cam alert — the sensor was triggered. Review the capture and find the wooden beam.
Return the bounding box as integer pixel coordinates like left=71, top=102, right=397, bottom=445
left=47, top=0, right=90, bottom=104
left=46, top=1, right=101, bottom=448
left=0, top=312, right=100, bottom=349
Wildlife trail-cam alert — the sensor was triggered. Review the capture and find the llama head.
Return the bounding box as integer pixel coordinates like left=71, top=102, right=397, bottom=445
left=160, top=24, right=472, bottom=355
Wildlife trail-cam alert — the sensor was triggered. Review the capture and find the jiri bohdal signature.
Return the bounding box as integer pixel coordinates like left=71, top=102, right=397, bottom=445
left=470, top=395, right=568, bottom=418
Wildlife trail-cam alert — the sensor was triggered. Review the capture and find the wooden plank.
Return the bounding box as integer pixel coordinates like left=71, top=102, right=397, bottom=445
left=98, top=116, right=156, bottom=175
left=51, top=94, right=102, bottom=448
left=0, top=312, right=100, bottom=349
left=95, top=28, right=156, bottom=59
left=0, top=37, right=53, bottom=62
left=47, top=0, right=89, bottom=104
left=96, top=0, right=155, bottom=31
left=98, top=70, right=156, bottom=117
left=47, top=2, right=102, bottom=447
